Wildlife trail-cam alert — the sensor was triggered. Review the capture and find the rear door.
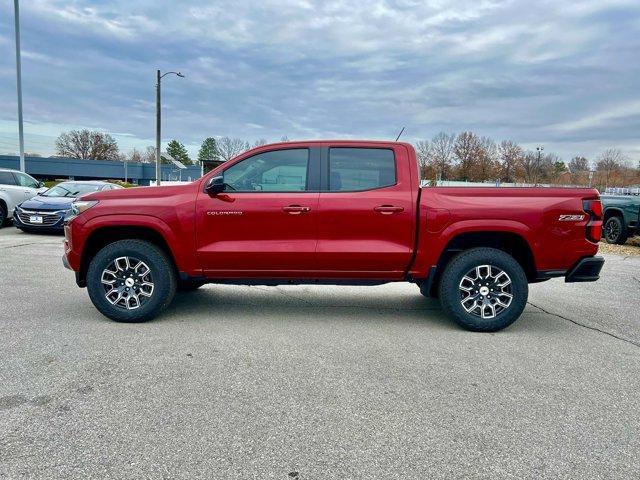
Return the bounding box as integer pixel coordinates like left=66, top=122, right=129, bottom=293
left=195, top=147, right=320, bottom=276
left=0, top=171, right=23, bottom=211
left=316, top=146, right=416, bottom=276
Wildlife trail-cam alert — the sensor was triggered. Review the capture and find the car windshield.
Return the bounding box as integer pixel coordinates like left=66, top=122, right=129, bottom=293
left=43, top=183, right=103, bottom=197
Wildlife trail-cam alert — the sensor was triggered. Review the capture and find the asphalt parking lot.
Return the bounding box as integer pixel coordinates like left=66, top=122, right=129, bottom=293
left=1, top=227, right=638, bottom=479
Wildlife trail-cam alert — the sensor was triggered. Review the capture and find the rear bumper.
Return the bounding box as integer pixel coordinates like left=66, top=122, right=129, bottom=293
left=535, top=256, right=604, bottom=283
left=565, top=256, right=604, bottom=282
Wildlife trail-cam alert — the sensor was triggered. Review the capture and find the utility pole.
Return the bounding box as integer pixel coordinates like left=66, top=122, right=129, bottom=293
left=156, top=70, right=161, bottom=186
left=155, top=70, right=184, bottom=186
left=14, top=0, right=25, bottom=172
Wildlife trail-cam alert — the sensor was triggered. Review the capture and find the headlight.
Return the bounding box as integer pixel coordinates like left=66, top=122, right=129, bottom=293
left=71, top=200, right=99, bottom=216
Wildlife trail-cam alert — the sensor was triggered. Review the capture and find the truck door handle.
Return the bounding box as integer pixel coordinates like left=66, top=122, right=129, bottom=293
left=282, top=205, right=311, bottom=215
left=374, top=205, right=404, bottom=214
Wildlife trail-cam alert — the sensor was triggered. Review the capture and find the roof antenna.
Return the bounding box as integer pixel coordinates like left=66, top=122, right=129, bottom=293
left=395, top=126, right=405, bottom=142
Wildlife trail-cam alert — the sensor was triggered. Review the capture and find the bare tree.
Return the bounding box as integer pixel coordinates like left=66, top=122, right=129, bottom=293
left=498, top=140, right=523, bottom=183
left=55, top=129, right=120, bottom=160
left=568, top=156, right=589, bottom=172
left=142, top=146, right=156, bottom=163
left=218, top=137, right=249, bottom=162
left=280, top=136, right=290, bottom=142
left=128, top=148, right=143, bottom=163
left=471, top=137, right=498, bottom=182
left=596, top=148, right=625, bottom=187
left=414, top=140, right=430, bottom=180
left=253, top=139, right=268, bottom=148
left=428, top=132, right=455, bottom=180
left=521, top=151, right=538, bottom=184
left=454, top=131, right=481, bottom=181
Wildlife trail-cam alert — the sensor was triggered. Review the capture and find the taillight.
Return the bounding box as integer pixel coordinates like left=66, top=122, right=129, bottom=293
left=582, top=198, right=602, bottom=243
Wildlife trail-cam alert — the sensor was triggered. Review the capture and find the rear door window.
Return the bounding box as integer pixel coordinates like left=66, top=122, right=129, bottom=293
left=328, top=148, right=396, bottom=191
left=0, top=171, right=16, bottom=186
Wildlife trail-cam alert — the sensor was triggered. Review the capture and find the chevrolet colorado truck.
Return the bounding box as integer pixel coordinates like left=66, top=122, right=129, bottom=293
left=63, top=141, right=604, bottom=332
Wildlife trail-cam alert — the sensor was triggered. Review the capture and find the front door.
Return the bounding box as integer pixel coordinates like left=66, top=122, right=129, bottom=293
left=195, top=147, right=320, bottom=276
left=316, top=146, right=416, bottom=276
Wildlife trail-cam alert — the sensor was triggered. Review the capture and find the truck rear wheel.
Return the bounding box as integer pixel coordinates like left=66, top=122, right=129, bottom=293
left=86, top=240, right=176, bottom=322
left=438, top=247, right=528, bottom=332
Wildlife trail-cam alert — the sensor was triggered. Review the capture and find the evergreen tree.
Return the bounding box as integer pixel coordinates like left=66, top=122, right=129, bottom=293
left=166, top=140, right=192, bottom=165
left=198, top=137, right=220, bottom=163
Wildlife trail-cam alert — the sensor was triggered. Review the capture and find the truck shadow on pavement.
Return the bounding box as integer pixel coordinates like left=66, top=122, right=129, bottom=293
left=163, top=285, right=460, bottom=331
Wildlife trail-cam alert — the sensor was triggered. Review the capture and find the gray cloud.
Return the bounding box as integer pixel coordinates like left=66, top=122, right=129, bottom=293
left=0, top=0, right=638, bottom=161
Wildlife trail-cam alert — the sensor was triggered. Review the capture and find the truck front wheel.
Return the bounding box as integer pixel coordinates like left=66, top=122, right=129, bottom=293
left=86, top=240, right=177, bottom=322
left=438, top=247, right=528, bottom=332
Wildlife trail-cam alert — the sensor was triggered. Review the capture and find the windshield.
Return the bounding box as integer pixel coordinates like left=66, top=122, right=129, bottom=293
left=43, top=183, right=103, bottom=198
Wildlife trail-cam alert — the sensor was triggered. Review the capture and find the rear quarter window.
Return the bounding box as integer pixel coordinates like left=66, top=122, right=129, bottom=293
left=0, top=172, right=16, bottom=186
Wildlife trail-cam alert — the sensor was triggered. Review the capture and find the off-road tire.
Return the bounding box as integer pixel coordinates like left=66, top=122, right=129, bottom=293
left=439, top=247, right=528, bottom=332
left=87, top=240, right=176, bottom=322
left=604, top=216, right=627, bottom=245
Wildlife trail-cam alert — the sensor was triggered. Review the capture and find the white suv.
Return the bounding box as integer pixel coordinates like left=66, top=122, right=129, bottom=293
left=0, top=168, right=46, bottom=227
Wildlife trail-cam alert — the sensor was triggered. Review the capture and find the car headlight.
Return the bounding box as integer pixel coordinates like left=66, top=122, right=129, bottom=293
left=70, top=200, right=99, bottom=216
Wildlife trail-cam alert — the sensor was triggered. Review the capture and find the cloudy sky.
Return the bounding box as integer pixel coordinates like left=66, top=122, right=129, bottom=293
left=1, top=0, right=639, bottom=162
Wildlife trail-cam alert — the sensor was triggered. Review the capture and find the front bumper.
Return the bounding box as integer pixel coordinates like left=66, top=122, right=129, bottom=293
left=13, top=207, right=66, bottom=231
left=62, top=253, right=71, bottom=270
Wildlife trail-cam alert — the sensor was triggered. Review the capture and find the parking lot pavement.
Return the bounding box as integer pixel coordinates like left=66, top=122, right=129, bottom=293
left=1, top=227, right=638, bottom=479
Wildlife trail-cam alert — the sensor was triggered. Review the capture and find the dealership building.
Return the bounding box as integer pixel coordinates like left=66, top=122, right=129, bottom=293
left=0, top=155, right=206, bottom=185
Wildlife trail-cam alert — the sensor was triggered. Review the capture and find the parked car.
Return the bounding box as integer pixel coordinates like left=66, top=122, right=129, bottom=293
left=62, top=141, right=604, bottom=332
left=0, top=168, right=47, bottom=227
left=600, top=194, right=640, bottom=244
left=14, top=181, right=123, bottom=233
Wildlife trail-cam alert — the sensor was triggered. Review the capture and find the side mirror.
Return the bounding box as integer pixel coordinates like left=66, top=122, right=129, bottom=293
left=205, top=176, right=225, bottom=195
left=38, top=181, right=45, bottom=188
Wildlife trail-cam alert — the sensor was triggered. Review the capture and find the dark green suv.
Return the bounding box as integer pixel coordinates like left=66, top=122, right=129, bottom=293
left=601, top=194, right=640, bottom=244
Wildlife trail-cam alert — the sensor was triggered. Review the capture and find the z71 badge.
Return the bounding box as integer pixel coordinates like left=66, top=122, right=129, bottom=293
left=558, top=214, right=585, bottom=221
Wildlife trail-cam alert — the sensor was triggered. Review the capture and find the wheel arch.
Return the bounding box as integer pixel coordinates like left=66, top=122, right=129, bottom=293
left=603, top=207, right=624, bottom=221
left=426, top=231, right=536, bottom=297
left=78, top=225, right=179, bottom=287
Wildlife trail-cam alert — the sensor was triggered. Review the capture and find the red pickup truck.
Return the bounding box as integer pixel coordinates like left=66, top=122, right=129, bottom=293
left=63, top=140, right=604, bottom=331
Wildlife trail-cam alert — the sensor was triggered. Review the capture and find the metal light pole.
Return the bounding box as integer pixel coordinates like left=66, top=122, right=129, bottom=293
left=535, top=146, right=544, bottom=186
left=155, top=70, right=184, bottom=186
left=13, top=0, right=25, bottom=172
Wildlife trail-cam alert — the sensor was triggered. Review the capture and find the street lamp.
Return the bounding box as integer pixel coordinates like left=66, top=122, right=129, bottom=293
left=535, top=146, right=544, bottom=186
left=156, top=70, right=184, bottom=186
